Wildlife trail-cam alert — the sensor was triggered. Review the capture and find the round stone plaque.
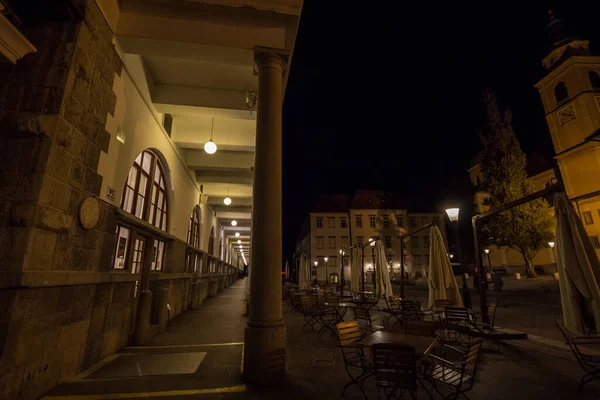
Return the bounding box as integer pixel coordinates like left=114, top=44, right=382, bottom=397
left=79, top=196, right=100, bottom=230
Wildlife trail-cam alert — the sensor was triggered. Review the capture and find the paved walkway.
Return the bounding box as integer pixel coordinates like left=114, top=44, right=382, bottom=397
left=42, top=279, right=600, bottom=399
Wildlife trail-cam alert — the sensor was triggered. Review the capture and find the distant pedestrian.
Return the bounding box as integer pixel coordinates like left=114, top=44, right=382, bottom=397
left=491, top=271, right=505, bottom=307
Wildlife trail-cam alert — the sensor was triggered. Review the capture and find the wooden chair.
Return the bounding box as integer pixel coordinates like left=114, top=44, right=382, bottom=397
left=557, top=322, right=600, bottom=395
left=435, top=299, right=454, bottom=309
left=336, top=320, right=372, bottom=398
left=401, top=300, right=424, bottom=321
left=373, top=343, right=418, bottom=399
left=354, top=306, right=383, bottom=337
left=301, top=295, right=323, bottom=333
left=426, top=338, right=484, bottom=399
left=439, top=306, right=472, bottom=345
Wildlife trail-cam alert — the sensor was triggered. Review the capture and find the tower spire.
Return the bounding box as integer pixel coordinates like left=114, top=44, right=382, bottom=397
left=547, top=9, right=578, bottom=49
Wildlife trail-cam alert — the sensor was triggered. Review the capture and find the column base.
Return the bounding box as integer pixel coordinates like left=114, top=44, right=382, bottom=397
left=243, top=320, right=286, bottom=385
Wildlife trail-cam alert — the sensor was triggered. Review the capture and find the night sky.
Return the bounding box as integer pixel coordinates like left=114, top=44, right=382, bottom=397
left=281, top=4, right=600, bottom=260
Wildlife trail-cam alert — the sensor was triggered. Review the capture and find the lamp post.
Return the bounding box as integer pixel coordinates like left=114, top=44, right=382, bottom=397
left=446, top=207, right=471, bottom=308
left=313, top=261, right=318, bottom=286
left=484, top=248, right=492, bottom=271
left=548, top=241, right=556, bottom=264
left=339, top=249, right=345, bottom=293
left=324, top=257, right=329, bottom=285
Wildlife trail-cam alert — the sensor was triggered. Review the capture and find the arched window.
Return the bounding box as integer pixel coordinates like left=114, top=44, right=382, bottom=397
left=121, top=150, right=169, bottom=231
left=329, top=273, right=339, bottom=284
left=554, top=82, right=569, bottom=104
left=208, top=227, right=215, bottom=256
left=589, top=71, right=600, bottom=91
left=187, top=206, right=201, bottom=248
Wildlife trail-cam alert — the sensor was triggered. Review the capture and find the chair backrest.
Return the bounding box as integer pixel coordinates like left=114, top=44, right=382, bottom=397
left=435, top=299, right=454, bottom=308
left=336, top=320, right=362, bottom=346
left=324, top=294, right=339, bottom=304
left=445, top=306, right=471, bottom=322
left=462, top=338, right=484, bottom=375
left=353, top=307, right=371, bottom=324
left=301, top=295, right=317, bottom=308
left=372, top=343, right=417, bottom=390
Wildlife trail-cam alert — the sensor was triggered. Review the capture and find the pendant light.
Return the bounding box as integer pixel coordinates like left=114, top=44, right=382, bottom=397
left=224, top=187, right=232, bottom=205
left=204, top=117, right=217, bottom=154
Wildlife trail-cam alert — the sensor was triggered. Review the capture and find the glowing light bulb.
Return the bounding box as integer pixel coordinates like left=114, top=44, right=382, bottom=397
left=235, top=232, right=240, bottom=237
left=204, top=140, right=217, bottom=154
left=237, top=240, right=241, bottom=244
left=224, top=197, right=231, bottom=205
left=231, top=220, right=237, bottom=226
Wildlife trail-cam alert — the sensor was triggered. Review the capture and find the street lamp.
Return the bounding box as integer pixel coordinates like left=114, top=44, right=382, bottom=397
left=339, top=249, right=345, bottom=293
left=548, top=241, right=557, bottom=264
left=445, top=207, right=471, bottom=308
left=324, top=257, right=329, bottom=284
left=313, top=261, right=318, bottom=285
left=484, top=248, right=492, bottom=271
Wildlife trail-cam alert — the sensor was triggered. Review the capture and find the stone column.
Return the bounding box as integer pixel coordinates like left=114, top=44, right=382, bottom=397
left=243, top=50, right=287, bottom=385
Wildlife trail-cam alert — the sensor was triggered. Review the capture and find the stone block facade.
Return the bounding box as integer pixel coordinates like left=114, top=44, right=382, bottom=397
left=0, top=1, right=240, bottom=399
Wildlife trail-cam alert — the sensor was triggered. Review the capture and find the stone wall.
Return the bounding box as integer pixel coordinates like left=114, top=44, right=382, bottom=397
left=0, top=1, right=127, bottom=398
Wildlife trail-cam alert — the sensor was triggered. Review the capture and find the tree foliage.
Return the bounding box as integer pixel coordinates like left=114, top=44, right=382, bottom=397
left=478, top=90, right=553, bottom=278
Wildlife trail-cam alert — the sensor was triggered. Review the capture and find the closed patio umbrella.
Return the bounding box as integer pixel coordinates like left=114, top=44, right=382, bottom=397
left=298, top=254, right=310, bottom=290
left=351, top=247, right=362, bottom=292
left=428, top=225, right=462, bottom=309
left=375, top=241, right=393, bottom=299
left=284, top=261, right=289, bottom=279
left=555, top=192, right=600, bottom=334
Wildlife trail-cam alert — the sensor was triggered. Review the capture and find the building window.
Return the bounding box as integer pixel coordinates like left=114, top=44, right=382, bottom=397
left=341, top=236, right=349, bottom=248
left=432, top=216, right=440, bottom=226
left=121, top=150, right=169, bottom=231
left=369, top=215, right=376, bottom=228
left=329, top=236, right=336, bottom=249
left=342, top=256, right=349, bottom=266
left=317, top=256, right=324, bottom=266
left=340, top=217, right=347, bottom=228
left=131, top=238, right=144, bottom=274
left=413, top=255, right=421, bottom=266
left=356, top=215, right=362, bottom=227
left=396, top=215, right=403, bottom=227
left=152, top=240, right=165, bottom=271
left=357, top=236, right=364, bottom=247
left=328, top=217, right=335, bottom=228
left=591, top=236, right=600, bottom=249
left=113, top=225, right=131, bottom=269
left=411, top=237, right=419, bottom=248
left=330, top=256, right=337, bottom=267
left=386, top=256, right=392, bottom=266
left=583, top=211, right=594, bottom=225
left=316, top=217, right=323, bottom=228
left=316, top=236, right=324, bottom=249
left=383, top=216, right=389, bottom=227
left=409, top=217, right=416, bottom=228
left=208, top=227, right=215, bottom=256
left=589, top=71, right=600, bottom=90
left=554, top=82, right=569, bottom=104
left=187, top=206, right=201, bottom=248
left=423, top=236, right=430, bottom=248
left=329, top=273, right=339, bottom=284
left=384, top=236, right=391, bottom=248
left=421, top=217, right=428, bottom=226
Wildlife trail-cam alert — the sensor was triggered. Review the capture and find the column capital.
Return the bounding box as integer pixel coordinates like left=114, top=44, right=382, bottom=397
left=254, top=47, right=289, bottom=74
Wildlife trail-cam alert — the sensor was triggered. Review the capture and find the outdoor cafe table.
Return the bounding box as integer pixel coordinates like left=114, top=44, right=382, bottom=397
left=354, top=331, right=437, bottom=358
left=323, top=302, right=358, bottom=321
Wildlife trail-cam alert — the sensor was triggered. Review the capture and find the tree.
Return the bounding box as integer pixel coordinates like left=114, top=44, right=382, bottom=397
left=478, top=90, right=553, bottom=278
